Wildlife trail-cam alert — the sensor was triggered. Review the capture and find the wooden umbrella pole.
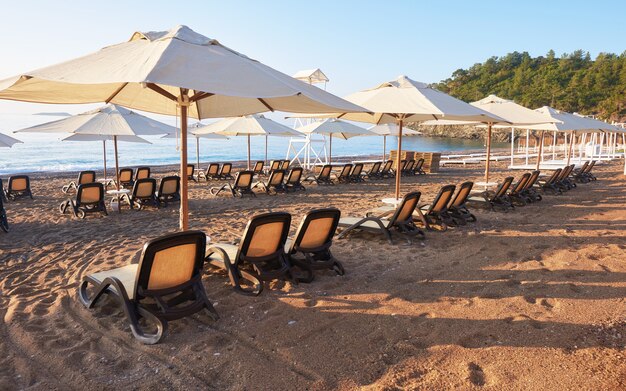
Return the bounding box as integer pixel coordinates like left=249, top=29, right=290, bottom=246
left=265, top=134, right=268, bottom=165
left=179, top=95, right=189, bottom=231
left=102, top=140, right=107, bottom=183
left=566, top=131, right=574, bottom=165
left=329, top=134, right=333, bottom=164
left=383, top=135, right=386, bottom=161
left=484, top=123, right=492, bottom=183
left=196, top=137, right=200, bottom=172
left=395, top=119, right=404, bottom=200
left=536, top=130, right=545, bottom=170
left=247, top=134, right=251, bottom=170
left=113, top=136, right=120, bottom=191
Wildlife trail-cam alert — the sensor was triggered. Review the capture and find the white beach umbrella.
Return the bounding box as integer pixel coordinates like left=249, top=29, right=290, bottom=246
left=162, top=122, right=229, bottom=170
left=0, top=133, right=22, bottom=148
left=368, top=124, right=421, bottom=160
left=292, top=76, right=506, bottom=198
left=296, top=119, right=373, bottom=163
left=15, top=104, right=173, bottom=187
left=193, top=114, right=303, bottom=169
left=0, top=25, right=367, bottom=229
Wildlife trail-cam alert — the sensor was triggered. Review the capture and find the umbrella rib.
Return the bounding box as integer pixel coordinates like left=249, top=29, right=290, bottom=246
left=104, top=82, right=129, bottom=103
left=257, top=98, right=274, bottom=112
left=189, top=91, right=213, bottom=102
left=146, top=83, right=178, bottom=102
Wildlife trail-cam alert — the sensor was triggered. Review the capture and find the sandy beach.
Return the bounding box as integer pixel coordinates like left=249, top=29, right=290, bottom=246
left=0, top=160, right=625, bottom=390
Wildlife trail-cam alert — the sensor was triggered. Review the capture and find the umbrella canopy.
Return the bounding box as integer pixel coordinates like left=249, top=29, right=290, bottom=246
left=194, top=114, right=302, bottom=168
left=292, top=76, right=506, bottom=198
left=0, top=25, right=367, bottom=229
left=0, top=133, right=22, bottom=148
left=519, top=106, right=620, bottom=132
left=368, top=124, right=421, bottom=161
left=15, top=104, right=171, bottom=187
left=296, top=119, right=372, bottom=163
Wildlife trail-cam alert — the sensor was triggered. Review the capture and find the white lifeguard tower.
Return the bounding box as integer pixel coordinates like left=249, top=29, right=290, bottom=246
left=286, top=68, right=330, bottom=169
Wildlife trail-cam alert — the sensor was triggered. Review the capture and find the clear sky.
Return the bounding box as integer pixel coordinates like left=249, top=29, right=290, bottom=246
left=0, top=0, right=624, bottom=116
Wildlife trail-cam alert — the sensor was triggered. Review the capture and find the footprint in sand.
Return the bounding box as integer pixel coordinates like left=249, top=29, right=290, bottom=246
left=468, top=363, right=486, bottom=386
left=540, top=298, right=558, bottom=309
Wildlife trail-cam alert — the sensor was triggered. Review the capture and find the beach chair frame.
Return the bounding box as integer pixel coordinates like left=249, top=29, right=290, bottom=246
left=62, top=170, right=96, bottom=194
left=252, top=161, right=264, bottom=176
left=79, top=231, right=218, bottom=344
left=134, top=166, right=151, bottom=182
left=334, top=164, right=353, bottom=183
left=5, top=175, right=33, bottom=201
left=156, top=175, right=180, bottom=207
left=413, top=158, right=426, bottom=175
left=349, top=163, right=364, bottom=182
left=123, top=178, right=159, bottom=210
left=304, top=164, right=334, bottom=185
left=363, top=161, right=382, bottom=179
left=468, top=177, right=515, bottom=211
left=218, top=163, right=234, bottom=180
left=210, top=171, right=256, bottom=197
left=379, top=160, right=394, bottom=178
left=118, top=168, right=135, bottom=188
left=285, top=167, right=306, bottom=192
left=59, top=182, right=107, bottom=219
left=537, top=168, right=562, bottom=195
left=253, top=170, right=286, bottom=195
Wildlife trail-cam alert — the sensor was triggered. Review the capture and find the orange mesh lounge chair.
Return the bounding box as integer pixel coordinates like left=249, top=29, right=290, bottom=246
left=401, top=160, right=415, bottom=176
left=379, top=160, right=394, bottom=178
left=280, top=160, right=290, bottom=171
left=448, top=181, right=476, bottom=224
left=217, top=163, right=234, bottom=180
left=123, top=178, right=159, bottom=209
left=285, top=167, right=306, bottom=192
left=134, top=166, right=151, bottom=182
left=537, top=168, right=563, bottom=195
left=337, top=191, right=424, bottom=244
left=156, top=176, right=180, bottom=207
left=79, top=231, right=218, bottom=344
left=468, top=177, right=515, bottom=211
left=363, top=161, right=382, bottom=179
left=252, top=161, right=264, bottom=176
left=5, top=175, right=33, bottom=201
left=59, top=182, right=107, bottom=219
left=253, top=169, right=286, bottom=195
left=418, top=184, right=457, bottom=230
left=508, top=173, right=532, bottom=206
left=62, top=170, right=96, bottom=194
left=521, top=170, right=542, bottom=202
left=286, top=208, right=344, bottom=283
left=210, top=171, right=256, bottom=197
left=205, top=212, right=295, bottom=296
left=186, top=164, right=197, bottom=182
left=413, top=158, right=426, bottom=175
left=198, top=163, right=220, bottom=181
left=304, top=164, right=333, bottom=185
left=349, top=163, right=364, bottom=182
left=118, top=168, right=134, bottom=188
left=266, top=160, right=281, bottom=175
left=334, top=164, right=353, bottom=183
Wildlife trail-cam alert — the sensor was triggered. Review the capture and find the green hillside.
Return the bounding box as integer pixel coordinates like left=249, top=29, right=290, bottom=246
left=434, top=50, right=626, bottom=122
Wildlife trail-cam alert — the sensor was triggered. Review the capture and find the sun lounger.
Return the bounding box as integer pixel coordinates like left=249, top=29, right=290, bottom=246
left=186, top=164, right=197, bottom=182
left=337, top=191, right=425, bottom=244
left=468, top=177, right=515, bottom=211
left=123, top=178, right=159, bottom=210
left=217, top=163, right=234, bottom=180
left=62, top=170, right=96, bottom=194
left=448, top=181, right=476, bottom=224
left=118, top=168, right=134, bottom=188
left=252, top=161, right=264, bottom=176
left=286, top=208, right=344, bottom=283
left=401, top=159, right=415, bottom=176
left=414, top=158, right=426, bottom=175
left=304, top=164, right=334, bottom=185
left=574, top=160, right=597, bottom=182
left=79, top=231, right=218, bottom=344
left=135, top=166, right=151, bottom=182
left=537, top=168, right=563, bottom=195
left=210, top=170, right=256, bottom=197
left=349, top=163, right=364, bottom=182
left=156, top=175, right=180, bottom=206
left=521, top=170, right=542, bottom=202
left=391, top=160, right=407, bottom=177
left=285, top=167, right=306, bottom=192
left=205, top=212, right=295, bottom=296
left=198, top=163, right=220, bottom=181
left=253, top=169, right=286, bottom=195
left=556, top=164, right=576, bottom=191
left=0, top=189, right=8, bottom=232
left=508, top=173, right=532, bottom=206
left=0, top=178, right=5, bottom=202
left=379, top=160, right=394, bottom=178
left=5, top=175, right=33, bottom=201
left=418, top=184, right=457, bottom=230
left=266, top=160, right=281, bottom=175
left=280, top=160, right=290, bottom=171
left=363, top=161, right=382, bottom=179
left=59, top=182, right=107, bottom=218
left=334, top=164, right=353, bottom=183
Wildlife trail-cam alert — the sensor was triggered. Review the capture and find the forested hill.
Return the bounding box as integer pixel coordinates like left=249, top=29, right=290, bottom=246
left=434, top=50, right=626, bottom=122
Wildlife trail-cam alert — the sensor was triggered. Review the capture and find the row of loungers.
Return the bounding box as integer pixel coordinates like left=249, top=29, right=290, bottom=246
left=193, top=160, right=292, bottom=182
left=79, top=209, right=344, bottom=344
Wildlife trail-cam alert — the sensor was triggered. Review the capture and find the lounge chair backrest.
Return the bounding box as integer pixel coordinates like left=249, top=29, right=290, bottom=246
left=253, top=161, right=264, bottom=173
left=369, top=161, right=381, bottom=174
left=286, top=167, right=303, bottom=184
left=351, top=163, right=363, bottom=177
left=135, top=167, right=150, bottom=180
left=545, top=168, right=562, bottom=184
left=414, top=158, right=424, bottom=171
left=186, top=164, right=195, bottom=177
left=511, top=173, right=531, bottom=194
left=577, top=161, right=589, bottom=174
left=291, top=208, right=340, bottom=252
left=450, top=181, right=474, bottom=208
left=206, top=163, right=219, bottom=175
left=558, top=165, right=572, bottom=180
left=220, top=163, right=232, bottom=175
left=319, top=165, right=332, bottom=179
left=404, top=160, right=415, bottom=171
left=584, top=160, right=596, bottom=174
left=524, top=171, right=540, bottom=190
left=159, top=176, right=180, bottom=196
left=134, top=178, right=156, bottom=198
left=78, top=170, right=96, bottom=185
left=119, top=169, right=133, bottom=182
left=427, top=184, right=456, bottom=214
left=280, top=160, right=290, bottom=170
left=77, top=182, right=104, bottom=205
left=237, top=212, right=291, bottom=260
left=135, top=231, right=206, bottom=295
left=493, top=177, right=514, bottom=199
left=381, top=160, right=393, bottom=173
left=339, top=164, right=352, bottom=178
left=234, top=171, right=254, bottom=188
left=269, top=160, right=280, bottom=171
left=399, top=160, right=407, bottom=171
left=388, top=191, right=421, bottom=226
left=9, top=175, right=29, bottom=191
left=268, top=170, right=285, bottom=186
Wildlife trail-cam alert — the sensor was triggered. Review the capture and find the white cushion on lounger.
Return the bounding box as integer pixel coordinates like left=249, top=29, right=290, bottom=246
left=338, top=217, right=390, bottom=230
left=88, top=264, right=138, bottom=300
left=206, top=243, right=239, bottom=263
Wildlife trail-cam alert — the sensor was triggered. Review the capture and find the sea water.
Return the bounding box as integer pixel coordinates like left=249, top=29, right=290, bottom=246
left=0, top=113, right=505, bottom=175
